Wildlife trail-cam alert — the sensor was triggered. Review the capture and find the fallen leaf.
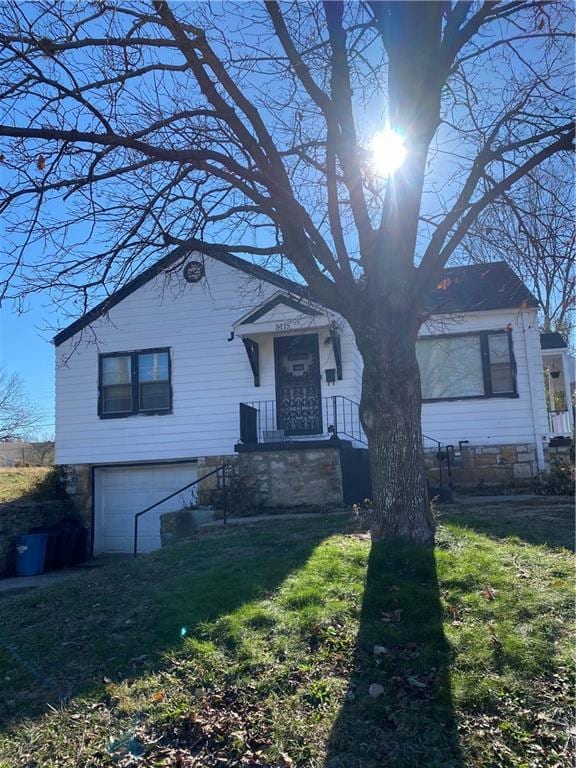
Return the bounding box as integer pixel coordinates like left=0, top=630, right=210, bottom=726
left=152, top=691, right=165, bottom=702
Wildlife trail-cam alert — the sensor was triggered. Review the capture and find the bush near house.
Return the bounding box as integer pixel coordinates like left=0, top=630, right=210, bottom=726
left=0, top=499, right=573, bottom=768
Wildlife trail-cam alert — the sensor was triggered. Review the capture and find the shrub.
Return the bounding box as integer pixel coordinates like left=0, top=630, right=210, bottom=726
left=530, top=455, right=575, bottom=496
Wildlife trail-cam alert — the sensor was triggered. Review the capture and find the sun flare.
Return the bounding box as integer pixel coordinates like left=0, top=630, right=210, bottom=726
left=370, top=129, right=407, bottom=177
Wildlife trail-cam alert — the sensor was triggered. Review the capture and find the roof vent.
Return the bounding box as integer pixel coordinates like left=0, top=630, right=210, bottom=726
left=183, top=261, right=205, bottom=283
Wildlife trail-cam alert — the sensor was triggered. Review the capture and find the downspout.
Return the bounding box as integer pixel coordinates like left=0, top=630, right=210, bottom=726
left=521, top=312, right=546, bottom=471
left=561, top=350, right=574, bottom=433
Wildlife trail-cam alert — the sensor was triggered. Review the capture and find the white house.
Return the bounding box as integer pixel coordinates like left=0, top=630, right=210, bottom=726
left=54, top=249, right=553, bottom=554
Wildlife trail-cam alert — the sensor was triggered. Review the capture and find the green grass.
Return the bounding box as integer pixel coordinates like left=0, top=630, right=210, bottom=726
left=0, top=500, right=573, bottom=767
left=0, top=468, right=52, bottom=503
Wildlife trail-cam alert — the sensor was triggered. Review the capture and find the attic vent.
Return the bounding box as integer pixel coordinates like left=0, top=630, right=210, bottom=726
left=183, top=261, right=205, bottom=283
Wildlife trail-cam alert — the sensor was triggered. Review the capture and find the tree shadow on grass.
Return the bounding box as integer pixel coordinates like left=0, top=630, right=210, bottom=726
left=440, top=498, right=575, bottom=551
left=0, top=518, right=338, bottom=732
left=325, top=538, right=463, bottom=768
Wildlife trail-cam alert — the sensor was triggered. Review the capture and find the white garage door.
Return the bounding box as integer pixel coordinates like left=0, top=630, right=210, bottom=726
left=94, top=463, right=198, bottom=554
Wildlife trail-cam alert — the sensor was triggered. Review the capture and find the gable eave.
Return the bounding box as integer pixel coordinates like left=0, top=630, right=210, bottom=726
left=53, top=243, right=308, bottom=347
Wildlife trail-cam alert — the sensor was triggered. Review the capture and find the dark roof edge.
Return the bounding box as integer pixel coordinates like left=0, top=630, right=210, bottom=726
left=53, top=243, right=307, bottom=346
left=540, top=331, right=568, bottom=350
left=53, top=249, right=537, bottom=347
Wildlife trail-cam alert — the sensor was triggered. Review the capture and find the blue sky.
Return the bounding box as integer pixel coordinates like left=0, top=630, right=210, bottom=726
left=1, top=297, right=58, bottom=436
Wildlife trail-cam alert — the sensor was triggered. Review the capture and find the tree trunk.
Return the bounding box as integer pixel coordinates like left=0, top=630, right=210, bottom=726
left=355, top=314, right=434, bottom=546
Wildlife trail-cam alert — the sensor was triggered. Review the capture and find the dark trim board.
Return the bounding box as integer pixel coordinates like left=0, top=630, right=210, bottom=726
left=54, top=239, right=537, bottom=347
left=242, top=338, right=260, bottom=386
left=235, top=439, right=348, bottom=452
left=54, top=244, right=307, bottom=346
left=89, top=457, right=199, bottom=469
left=240, top=294, right=320, bottom=325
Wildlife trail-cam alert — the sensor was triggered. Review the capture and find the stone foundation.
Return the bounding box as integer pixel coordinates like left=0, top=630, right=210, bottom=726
left=424, top=443, right=542, bottom=487
left=237, top=442, right=343, bottom=506
left=548, top=441, right=573, bottom=463
left=197, top=454, right=238, bottom=505
left=60, top=464, right=92, bottom=544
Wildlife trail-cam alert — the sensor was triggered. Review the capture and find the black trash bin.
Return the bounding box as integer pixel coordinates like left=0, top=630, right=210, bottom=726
left=30, top=517, right=88, bottom=570
left=57, top=517, right=88, bottom=567
left=29, top=524, right=62, bottom=571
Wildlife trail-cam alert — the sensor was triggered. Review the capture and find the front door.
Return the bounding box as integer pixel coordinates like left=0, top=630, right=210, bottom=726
left=274, top=334, right=323, bottom=436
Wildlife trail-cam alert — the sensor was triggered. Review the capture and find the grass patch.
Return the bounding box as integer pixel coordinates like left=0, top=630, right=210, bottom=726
left=0, top=501, right=573, bottom=767
left=0, top=467, right=52, bottom=503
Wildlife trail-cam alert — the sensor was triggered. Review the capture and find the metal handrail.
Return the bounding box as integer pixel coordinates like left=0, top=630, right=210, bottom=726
left=239, top=397, right=452, bottom=487
left=133, top=463, right=231, bottom=557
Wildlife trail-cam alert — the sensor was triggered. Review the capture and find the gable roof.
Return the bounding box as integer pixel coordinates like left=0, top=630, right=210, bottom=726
left=53, top=245, right=537, bottom=346
left=424, top=262, right=538, bottom=315
left=235, top=293, right=321, bottom=327
left=540, top=331, right=568, bottom=350
left=53, top=243, right=306, bottom=346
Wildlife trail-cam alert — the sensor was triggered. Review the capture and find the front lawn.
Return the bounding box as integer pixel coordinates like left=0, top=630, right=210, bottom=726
left=0, top=499, right=573, bottom=767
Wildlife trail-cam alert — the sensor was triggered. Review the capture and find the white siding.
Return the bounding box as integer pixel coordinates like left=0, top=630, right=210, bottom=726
left=418, top=308, right=548, bottom=449
left=55, top=257, right=358, bottom=465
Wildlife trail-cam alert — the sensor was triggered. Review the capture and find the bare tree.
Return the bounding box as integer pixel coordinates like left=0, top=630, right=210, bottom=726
left=0, top=2, right=573, bottom=543
left=0, top=368, right=41, bottom=441
left=460, top=159, right=575, bottom=335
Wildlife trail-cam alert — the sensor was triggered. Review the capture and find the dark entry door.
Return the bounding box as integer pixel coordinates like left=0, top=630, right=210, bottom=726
left=274, top=334, right=323, bottom=436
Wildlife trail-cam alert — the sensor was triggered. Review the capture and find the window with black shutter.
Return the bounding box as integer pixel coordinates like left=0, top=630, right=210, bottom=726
left=99, top=348, right=172, bottom=417
left=416, top=330, right=517, bottom=402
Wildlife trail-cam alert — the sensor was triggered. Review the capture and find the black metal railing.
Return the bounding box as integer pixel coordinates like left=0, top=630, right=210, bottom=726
left=240, top=396, right=366, bottom=445
left=239, top=398, right=453, bottom=489
left=323, top=395, right=366, bottom=444
left=422, top=434, right=454, bottom=490
left=133, top=463, right=232, bottom=557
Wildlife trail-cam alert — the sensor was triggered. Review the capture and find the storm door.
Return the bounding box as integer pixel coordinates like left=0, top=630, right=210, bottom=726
left=274, top=334, right=322, bottom=436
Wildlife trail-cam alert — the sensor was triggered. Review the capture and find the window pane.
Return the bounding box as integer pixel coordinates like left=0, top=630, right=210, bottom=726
left=488, top=334, right=514, bottom=393
left=102, top=355, right=131, bottom=386
left=138, top=352, right=169, bottom=382
left=417, top=336, right=484, bottom=399
left=102, top=384, right=132, bottom=413
left=139, top=381, right=170, bottom=411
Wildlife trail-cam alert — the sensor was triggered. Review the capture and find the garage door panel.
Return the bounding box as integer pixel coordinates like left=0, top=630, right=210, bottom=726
left=94, top=463, right=198, bottom=554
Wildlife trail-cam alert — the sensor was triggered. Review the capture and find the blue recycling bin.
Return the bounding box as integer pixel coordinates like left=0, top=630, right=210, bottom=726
left=15, top=533, right=48, bottom=577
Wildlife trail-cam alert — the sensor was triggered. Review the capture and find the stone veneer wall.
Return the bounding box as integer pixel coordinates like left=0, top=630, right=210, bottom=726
left=196, top=454, right=238, bottom=506
left=61, top=464, right=93, bottom=544
left=548, top=442, right=573, bottom=463
left=237, top=444, right=343, bottom=507
left=424, top=443, right=541, bottom=487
